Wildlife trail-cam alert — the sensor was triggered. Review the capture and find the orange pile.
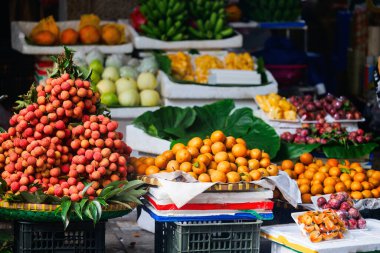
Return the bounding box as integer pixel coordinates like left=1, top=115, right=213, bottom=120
left=280, top=153, right=380, bottom=203
left=131, top=130, right=279, bottom=183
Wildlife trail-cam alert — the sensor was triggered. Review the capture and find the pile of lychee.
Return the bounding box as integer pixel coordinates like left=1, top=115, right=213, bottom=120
left=0, top=72, right=132, bottom=202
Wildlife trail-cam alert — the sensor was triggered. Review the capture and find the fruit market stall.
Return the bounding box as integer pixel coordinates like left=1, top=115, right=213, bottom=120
left=0, top=49, right=146, bottom=252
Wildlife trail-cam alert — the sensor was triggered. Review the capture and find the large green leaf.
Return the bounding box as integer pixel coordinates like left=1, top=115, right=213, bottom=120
left=133, top=106, right=196, bottom=140
left=242, top=116, right=281, bottom=158
left=322, top=142, right=378, bottom=159
left=274, top=142, right=321, bottom=161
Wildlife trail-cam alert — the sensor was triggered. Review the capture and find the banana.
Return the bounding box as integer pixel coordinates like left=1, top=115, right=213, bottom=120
left=166, top=16, right=173, bottom=29
left=214, top=18, right=224, bottom=34
left=210, top=12, right=217, bottom=28
left=219, top=27, right=234, bottom=37
left=172, top=33, right=184, bottom=41
left=158, top=20, right=166, bottom=33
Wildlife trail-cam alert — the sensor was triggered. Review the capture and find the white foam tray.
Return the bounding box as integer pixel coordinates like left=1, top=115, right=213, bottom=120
left=110, top=106, right=160, bottom=119
left=11, top=20, right=133, bottom=55
left=120, top=19, right=242, bottom=50
left=159, top=71, right=278, bottom=100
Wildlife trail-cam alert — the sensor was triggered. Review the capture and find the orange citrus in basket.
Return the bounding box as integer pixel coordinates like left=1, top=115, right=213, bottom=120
left=211, top=142, right=226, bottom=154
left=329, top=167, right=341, bottom=177
left=351, top=181, right=363, bottom=191
left=323, top=185, right=335, bottom=194
left=311, top=184, right=323, bottom=195
left=216, top=161, right=231, bottom=174
left=210, top=130, right=226, bottom=143
left=145, top=165, right=160, bottom=175
left=214, top=151, right=229, bottom=163
left=281, top=160, right=294, bottom=170
left=198, top=173, right=211, bottom=182
left=294, top=163, right=305, bottom=174
left=351, top=191, right=363, bottom=200
left=180, top=162, right=192, bottom=173
left=249, top=149, right=262, bottom=160
left=248, top=159, right=260, bottom=170
left=300, top=153, right=313, bottom=165
left=188, top=137, right=203, bottom=149
left=226, top=171, right=241, bottom=183
left=335, top=182, right=347, bottom=192
left=172, top=143, right=186, bottom=154
left=327, top=158, right=339, bottom=167
left=354, top=172, right=367, bottom=183
left=249, top=170, right=262, bottom=181
left=210, top=170, right=227, bottom=183
left=231, top=144, right=247, bottom=158
left=323, top=177, right=337, bottom=187
left=225, top=136, right=237, bottom=150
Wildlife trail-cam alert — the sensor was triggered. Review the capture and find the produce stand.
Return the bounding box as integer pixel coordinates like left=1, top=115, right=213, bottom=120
left=261, top=219, right=380, bottom=253
left=11, top=21, right=133, bottom=54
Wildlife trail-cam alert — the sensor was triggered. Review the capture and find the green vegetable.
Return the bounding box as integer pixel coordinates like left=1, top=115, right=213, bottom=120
left=322, top=143, right=378, bottom=159
left=274, top=142, right=321, bottom=161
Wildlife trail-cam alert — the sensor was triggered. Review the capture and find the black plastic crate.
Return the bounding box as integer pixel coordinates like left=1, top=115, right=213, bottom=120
left=155, top=220, right=262, bottom=253
left=14, top=221, right=105, bottom=253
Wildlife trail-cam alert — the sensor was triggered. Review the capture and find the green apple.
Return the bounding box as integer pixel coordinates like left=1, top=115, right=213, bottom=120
left=101, top=93, right=119, bottom=106
left=116, top=77, right=138, bottom=95
left=118, top=89, right=140, bottom=106
left=97, top=79, right=116, bottom=95
left=89, top=60, right=104, bottom=74
left=90, top=71, right=101, bottom=85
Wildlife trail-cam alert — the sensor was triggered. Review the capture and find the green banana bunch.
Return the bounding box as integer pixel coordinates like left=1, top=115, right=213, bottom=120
left=188, top=0, right=225, bottom=21
left=139, top=0, right=188, bottom=41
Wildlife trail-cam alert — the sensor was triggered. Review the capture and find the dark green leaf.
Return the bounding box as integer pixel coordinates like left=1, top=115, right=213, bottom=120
left=322, top=142, right=378, bottom=159
left=188, top=49, right=200, bottom=55
left=154, top=53, right=172, bottom=75
left=60, top=200, right=72, bottom=229
left=20, top=192, right=38, bottom=203
left=223, top=108, right=255, bottom=136
left=117, top=180, right=145, bottom=192
left=257, top=57, right=268, bottom=84
left=0, top=127, right=6, bottom=133
left=274, top=142, right=321, bottom=161
left=96, top=197, right=108, bottom=207
left=88, top=202, right=98, bottom=223
left=133, top=106, right=196, bottom=140
left=92, top=200, right=102, bottom=223
left=84, top=203, right=94, bottom=221
left=74, top=202, right=83, bottom=220
left=79, top=198, right=88, bottom=210
left=0, top=178, right=8, bottom=193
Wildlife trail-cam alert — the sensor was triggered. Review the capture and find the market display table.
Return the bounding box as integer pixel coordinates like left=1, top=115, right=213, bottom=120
left=261, top=219, right=380, bottom=253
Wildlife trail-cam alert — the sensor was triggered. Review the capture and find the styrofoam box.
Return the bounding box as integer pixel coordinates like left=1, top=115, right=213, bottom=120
left=126, top=125, right=170, bottom=155
left=120, top=19, right=243, bottom=50
left=159, top=71, right=278, bottom=100
left=11, top=21, right=133, bottom=55
left=110, top=107, right=159, bottom=142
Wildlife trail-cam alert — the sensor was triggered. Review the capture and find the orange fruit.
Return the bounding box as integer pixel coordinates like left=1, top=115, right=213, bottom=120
left=176, top=149, right=192, bottom=163
left=351, top=191, right=363, bottom=200
left=197, top=154, right=211, bottom=166
left=354, top=167, right=364, bottom=173
left=211, top=142, right=226, bottom=155
left=259, top=158, right=271, bottom=168
left=298, top=173, right=305, bottom=179
left=101, top=24, right=122, bottom=45
left=297, top=178, right=311, bottom=186
left=313, top=172, right=326, bottom=183
left=311, top=184, right=323, bottom=195
left=210, top=130, right=226, bottom=143
left=294, top=163, right=305, bottom=175
left=354, top=172, right=366, bottom=183
left=367, top=169, right=375, bottom=178
left=340, top=173, right=351, bottom=182
left=249, top=170, right=262, bottom=181
left=343, top=179, right=352, bottom=190
left=235, top=157, right=248, bottom=167
left=240, top=172, right=252, bottom=182
left=261, top=152, right=270, bottom=159
left=335, top=182, right=347, bottom=192
left=225, top=136, right=237, bottom=150
left=200, top=145, right=212, bottom=154
left=166, top=160, right=180, bottom=171
left=208, top=161, right=217, bottom=170
left=136, top=164, right=148, bottom=175
left=372, top=171, right=380, bottom=180
left=301, top=193, right=312, bottom=203
left=315, top=159, right=324, bottom=167
left=192, top=161, right=207, bottom=175
left=236, top=138, right=246, bottom=146
left=162, top=150, right=174, bottom=161
left=369, top=178, right=380, bottom=187
left=154, top=155, right=168, bottom=169
left=180, top=162, right=192, bottom=172
left=248, top=159, right=260, bottom=170
left=227, top=152, right=235, bottom=162
left=214, top=151, right=229, bottom=163
left=187, top=146, right=199, bottom=158
left=350, top=162, right=361, bottom=169
left=226, top=171, right=241, bottom=183
left=32, top=31, right=56, bottom=45
left=323, top=185, right=335, bottom=194
left=267, top=164, right=279, bottom=176
left=304, top=170, right=315, bottom=180
left=329, top=167, right=341, bottom=177
left=231, top=144, right=247, bottom=158
left=308, top=163, right=319, bottom=170
left=203, top=138, right=212, bottom=146
left=327, top=158, right=339, bottom=167
left=60, top=28, right=79, bottom=45
left=249, top=149, right=262, bottom=160
left=237, top=165, right=249, bottom=173
left=300, top=153, right=313, bottom=165
left=284, top=169, right=294, bottom=179
left=172, top=143, right=186, bottom=154
left=350, top=169, right=357, bottom=178
left=318, top=166, right=329, bottom=173
left=217, top=161, right=231, bottom=173
left=323, top=177, right=337, bottom=187
left=198, top=173, right=211, bottom=182
left=145, top=165, right=160, bottom=175
left=281, top=160, right=294, bottom=170
left=361, top=181, right=372, bottom=190
left=351, top=181, right=363, bottom=191
left=210, top=170, right=227, bottom=183
left=188, top=137, right=203, bottom=149
left=299, top=184, right=310, bottom=194
left=362, top=189, right=373, bottom=198
left=230, top=163, right=237, bottom=171
left=371, top=189, right=380, bottom=198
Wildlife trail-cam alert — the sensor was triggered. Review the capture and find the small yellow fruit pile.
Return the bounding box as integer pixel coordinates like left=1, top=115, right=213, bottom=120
left=256, top=93, right=297, bottom=121
left=131, top=130, right=279, bottom=183
left=167, top=52, right=255, bottom=84
left=281, top=153, right=380, bottom=203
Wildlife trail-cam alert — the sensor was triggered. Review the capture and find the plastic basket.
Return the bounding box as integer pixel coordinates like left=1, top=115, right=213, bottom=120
left=156, top=220, right=262, bottom=253
left=14, top=220, right=105, bottom=253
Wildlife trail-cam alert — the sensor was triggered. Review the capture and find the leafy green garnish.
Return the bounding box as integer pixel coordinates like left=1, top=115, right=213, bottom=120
left=14, top=84, right=37, bottom=112
left=154, top=53, right=172, bottom=75
left=322, top=142, right=378, bottom=159
left=274, top=142, right=321, bottom=161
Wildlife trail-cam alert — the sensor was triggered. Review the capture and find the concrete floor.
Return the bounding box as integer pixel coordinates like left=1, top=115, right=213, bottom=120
left=105, top=210, right=272, bottom=253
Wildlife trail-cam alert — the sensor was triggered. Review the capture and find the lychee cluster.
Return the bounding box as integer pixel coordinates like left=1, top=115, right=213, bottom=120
left=0, top=72, right=132, bottom=202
